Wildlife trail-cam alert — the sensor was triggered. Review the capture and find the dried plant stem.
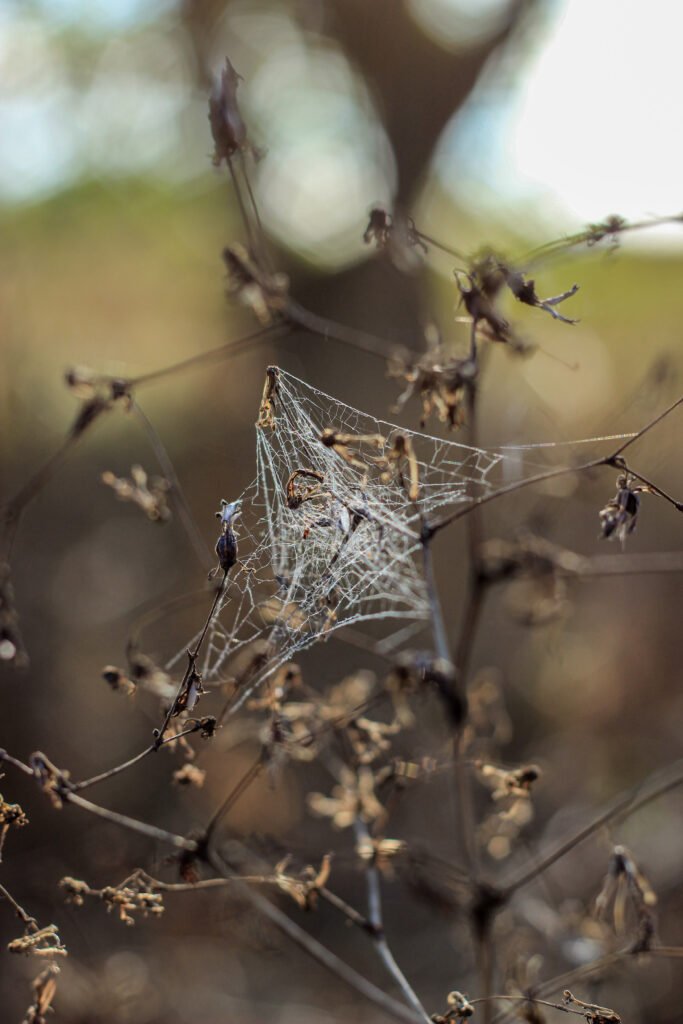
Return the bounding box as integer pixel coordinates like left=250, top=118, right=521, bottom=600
left=238, top=151, right=275, bottom=274
left=521, top=212, right=683, bottom=268
left=0, top=749, right=35, bottom=776
left=489, top=944, right=683, bottom=1024
left=458, top=375, right=495, bottom=1019
left=155, top=570, right=227, bottom=744
left=575, top=551, right=683, bottom=577
left=455, top=378, right=485, bottom=876
left=71, top=725, right=204, bottom=793
left=354, top=820, right=432, bottom=1024
left=203, top=751, right=265, bottom=847
left=63, top=791, right=197, bottom=851
left=0, top=882, right=36, bottom=926
left=420, top=533, right=451, bottom=666
left=618, top=465, right=683, bottom=510
left=125, top=323, right=285, bottom=389
left=2, top=420, right=105, bottom=561
left=132, top=868, right=374, bottom=933
left=503, top=759, right=683, bottom=897
left=285, top=299, right=402, bottom=361
left=410, top=227, right=468, bottom=266
left=131, top=400, right=213, bottom=569
left=227, top=156, right=261, bottom=260
left=208, top=848, right=425, bottom=1024
left=476, top=994, right=586, bottom=1019
left=433, top=393, right=683, bottom=537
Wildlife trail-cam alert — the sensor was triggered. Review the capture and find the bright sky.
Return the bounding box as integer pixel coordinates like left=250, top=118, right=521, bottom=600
left=441, top=0, right=683, bottom=237
left=1, top=0, right=681, bottom=254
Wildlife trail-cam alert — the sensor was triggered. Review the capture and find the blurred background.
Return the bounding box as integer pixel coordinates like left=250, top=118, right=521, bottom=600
left=2, top=0, right=683, bottom=1021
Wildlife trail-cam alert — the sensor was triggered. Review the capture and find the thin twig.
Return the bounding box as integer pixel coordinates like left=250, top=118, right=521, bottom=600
left=123, top=323, right=285, bottom=389
left=63, top=790, right=198, bottom=852
left=155, top=570, right=227, bottom=745
left=503, top=759, right=683, bottom=897
left=203, top=751, right=265, bottom=848
left=432, top=392, right=683, bottom=537
left=285, top=299, right=403, bottom=361
left=354, top=819, right=432, bottom=1024
left=208, top=848, right=425, bottom=1024
left=0, top=882, right=36, bottom=926
left=131, top=400, right=213, bottom=569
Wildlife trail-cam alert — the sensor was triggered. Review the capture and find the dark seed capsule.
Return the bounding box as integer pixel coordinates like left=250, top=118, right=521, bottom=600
left=216, top=530, right=238, bottom=573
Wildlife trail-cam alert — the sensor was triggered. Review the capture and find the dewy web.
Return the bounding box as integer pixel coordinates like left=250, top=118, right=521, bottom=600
left=170, top=367, right=627, bottom=703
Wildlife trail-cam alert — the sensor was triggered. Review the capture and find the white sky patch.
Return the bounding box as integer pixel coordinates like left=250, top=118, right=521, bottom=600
left=438, top=0, right=683, bottom=242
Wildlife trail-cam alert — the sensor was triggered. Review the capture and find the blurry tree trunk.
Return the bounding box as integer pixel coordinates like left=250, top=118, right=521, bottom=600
left=181, top=0, right=536, bottom=358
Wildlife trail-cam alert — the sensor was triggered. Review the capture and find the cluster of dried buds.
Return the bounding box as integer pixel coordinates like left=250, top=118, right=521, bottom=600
left=0, top=787, right=28, bottom=856
left=60, top=874, right=164, bottom=926
left=8, top=923, right=67, bottom=959
left=273, top=853, right=332, bottom=911
left=308, top=764, right=385, bottom=831
left=389, top=345, right=477, bottom=430
left=20, top=964, right=59, bottom=1024
left=29, top=753, right=71, bottom=811
left=476, top=762, right=542, bottom=860
left=222, top=244, right=289, bottom=324
left=101, top=464, right=171, bottom=522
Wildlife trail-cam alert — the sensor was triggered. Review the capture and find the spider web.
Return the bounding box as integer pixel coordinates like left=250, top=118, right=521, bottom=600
left=168, top=367, right=623, bottom=706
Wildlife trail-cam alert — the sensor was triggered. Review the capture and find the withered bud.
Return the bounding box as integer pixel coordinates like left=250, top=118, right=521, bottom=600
left=209, top=58, right=247, bottom=165
left=102, top=665, right=136, bottom=696
left=363, top=207, right=392, bottom=248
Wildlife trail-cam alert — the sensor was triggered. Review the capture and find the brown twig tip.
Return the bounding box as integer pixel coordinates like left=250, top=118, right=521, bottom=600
left=562, top=991, right=620, bottom=1023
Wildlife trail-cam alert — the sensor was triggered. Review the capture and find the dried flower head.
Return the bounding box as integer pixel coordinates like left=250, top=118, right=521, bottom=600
left=101, top=465, right=171, bottom=522
left=61, top=874, right=164, bottom=926
left=476, top=762, right=541, bottom=860
left=209, top=58, right=248, bottom=165
left=29, top=753, right=71, bottom=810
left=562, top=990, right=620, bottom=1023
left=356, top=834, right=406, bottom=878
left=594, top=845, right=657, bottom=952
left=388, top=344, right=476, bottom=430
left=0, top=791, right=28, bottom=830
left=274, top=853, right=332, bottom=911
left=599, top=473, right=649, bottom=545
left=9, top=924, right=67, bottom=959
left=172, top=763, right=206, bottom=788
left=21, top=963, right=60, bottom=1024
left=222, top=244, right=289, bottom=324
left=432, top=989, right=475, bottom=1023
left=307, top=765, right=385, bottom=829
